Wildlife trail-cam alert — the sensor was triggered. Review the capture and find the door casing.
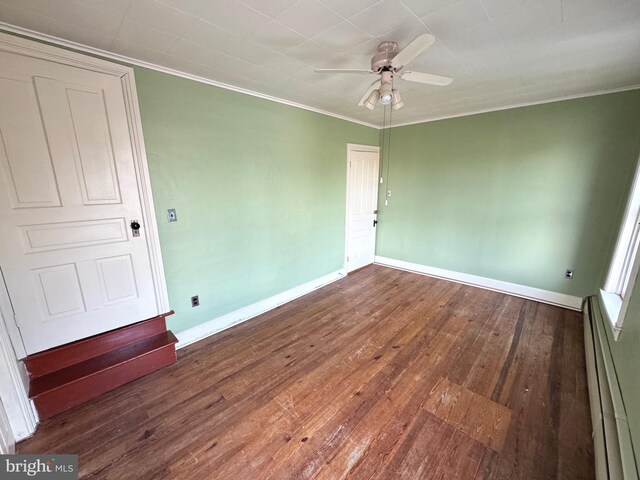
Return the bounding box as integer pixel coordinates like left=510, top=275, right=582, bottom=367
left=0, top=32, right=170, bottom=360
left=344, top=144, right=381, bottom=272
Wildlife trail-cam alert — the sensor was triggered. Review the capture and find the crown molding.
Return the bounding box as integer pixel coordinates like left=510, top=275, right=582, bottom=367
left=389, top=84, right=640, bottom=128
left=1, top=22, right=639, bottom=131
left=0, top=22, right=380, bottom=129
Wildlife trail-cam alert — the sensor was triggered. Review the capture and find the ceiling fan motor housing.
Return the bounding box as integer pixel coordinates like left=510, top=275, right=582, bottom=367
left=371, top=41, right=399, bottom=72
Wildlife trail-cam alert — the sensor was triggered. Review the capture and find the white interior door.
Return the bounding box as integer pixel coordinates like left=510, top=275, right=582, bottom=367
left=346, top=146, right=380, bottom=272
left=0, top=49, right=160, bottom=355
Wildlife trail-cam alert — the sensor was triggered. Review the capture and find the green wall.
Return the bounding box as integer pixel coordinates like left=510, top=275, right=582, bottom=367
left=136, top=77, right=640, bottom=335
left=376, top=90, right=640, bottom=297
left=134, top=68, right=377, bottom=333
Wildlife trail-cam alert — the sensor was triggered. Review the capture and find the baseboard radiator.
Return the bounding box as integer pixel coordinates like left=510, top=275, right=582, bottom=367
left=584, top=297, right=638, bottom=479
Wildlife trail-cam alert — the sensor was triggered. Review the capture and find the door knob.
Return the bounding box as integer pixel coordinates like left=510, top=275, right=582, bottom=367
left=130, top=220, right=141, bottom=237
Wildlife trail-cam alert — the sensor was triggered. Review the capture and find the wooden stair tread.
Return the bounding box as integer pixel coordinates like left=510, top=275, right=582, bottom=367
left=25, top=311, right=174, bottom=379
left=24, top=312, right=178, bottom=419
left=30, top=331, right=177, bottom=398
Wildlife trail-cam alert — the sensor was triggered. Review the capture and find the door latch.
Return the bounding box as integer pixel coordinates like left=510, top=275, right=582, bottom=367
left=130, top=220, right=141, bottom=237
left=373, top=219, right=378, bottom=227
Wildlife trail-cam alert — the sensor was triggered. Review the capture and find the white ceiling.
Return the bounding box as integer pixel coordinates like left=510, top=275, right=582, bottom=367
left=1, top=0, right=639, bottom=126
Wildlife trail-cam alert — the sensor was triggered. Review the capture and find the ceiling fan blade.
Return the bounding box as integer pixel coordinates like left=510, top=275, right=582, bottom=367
left=315, top=68, right=373, bottom=74
left=400, top=71, right=453, bottom=86
left=358, top=80, right=381, bottom=106
left=391, top=34, right=436, bottom=68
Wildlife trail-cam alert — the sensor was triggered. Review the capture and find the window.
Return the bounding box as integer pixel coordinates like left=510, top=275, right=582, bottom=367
left=602, top=158, right=640, bottom=339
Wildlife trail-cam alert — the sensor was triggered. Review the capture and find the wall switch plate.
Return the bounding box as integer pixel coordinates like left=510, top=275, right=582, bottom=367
left=387, top=190, right=392, bottom=197
left=167, top=209, right=177, bottom=222
left=191, top=295, right=199, bottom=307
left=565, top=269, right=574, bottom=279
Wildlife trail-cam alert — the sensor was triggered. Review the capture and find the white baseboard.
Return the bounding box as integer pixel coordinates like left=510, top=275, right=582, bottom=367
left=375, top=256, right=583, bottom=311
left=176, top=269, right=347, bottom=349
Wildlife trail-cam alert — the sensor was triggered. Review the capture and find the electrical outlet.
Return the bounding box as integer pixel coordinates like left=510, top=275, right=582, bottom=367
left=167, top=209, right=177, bottom=222
left=565, top=269, right=574, bottom=279
left=191, top=295, right=199, bottom=307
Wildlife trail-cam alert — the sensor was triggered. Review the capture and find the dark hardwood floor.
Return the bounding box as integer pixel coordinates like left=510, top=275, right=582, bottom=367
left=18, top=265, right=594, bottom=479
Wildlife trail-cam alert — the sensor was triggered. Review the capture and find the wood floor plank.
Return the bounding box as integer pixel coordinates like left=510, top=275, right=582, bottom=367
left=83, top=271, right=425, bottom=477
left=175, top=280, right=460, bottom=479
left=18, top=265, right=594, bottom=480
left=58, top=269, right=411, bottom=470
left=424, top=377, right=511, bottom=452
left=462, top=295, right=524, bottom=398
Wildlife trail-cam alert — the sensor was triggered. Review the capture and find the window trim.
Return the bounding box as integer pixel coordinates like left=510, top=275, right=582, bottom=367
left=603, top=157, right=640, bottom=340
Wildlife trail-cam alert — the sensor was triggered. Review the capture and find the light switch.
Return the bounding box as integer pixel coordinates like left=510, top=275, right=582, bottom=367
left=167, top=209, right=177, bottom=222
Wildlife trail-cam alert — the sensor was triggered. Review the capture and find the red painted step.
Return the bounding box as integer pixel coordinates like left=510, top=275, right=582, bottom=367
left=24, top=312, right=174, bottom=378
left=31, top=331, right=178, bottom=420
left=24, top=312, right=178, bottom=420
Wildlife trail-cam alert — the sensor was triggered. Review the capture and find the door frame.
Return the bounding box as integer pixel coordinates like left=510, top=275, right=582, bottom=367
left=344, top=144, right=381, bottom=272
left=0, top=394, right=16, bottom=453
left=0, top=32, right=171, bottom=360
left=0, top=306, right=35, bottom=443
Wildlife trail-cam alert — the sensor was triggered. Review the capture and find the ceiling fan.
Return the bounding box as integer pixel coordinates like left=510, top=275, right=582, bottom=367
left=315, top=34, right=453, bottom=111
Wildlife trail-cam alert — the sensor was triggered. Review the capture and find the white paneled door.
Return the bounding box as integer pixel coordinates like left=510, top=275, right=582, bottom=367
left=346, top=145, right=380, bottom=272
left=0, top=44, right=162, bottom=355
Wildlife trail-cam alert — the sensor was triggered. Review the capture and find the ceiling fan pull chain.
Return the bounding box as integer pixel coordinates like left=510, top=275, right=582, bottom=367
left=381, top=105, right=393, bottom=207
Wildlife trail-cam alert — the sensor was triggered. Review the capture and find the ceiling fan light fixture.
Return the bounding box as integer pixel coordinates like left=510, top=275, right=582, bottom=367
left=391, top=89, right=403, bottom=110
left=379, top=82, right=393, bottom=105
left=364, top=89, right=380, bottom=110
left=379, top=93, right=392, bottom=105
left=319, top=34, right=453, bottom=111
